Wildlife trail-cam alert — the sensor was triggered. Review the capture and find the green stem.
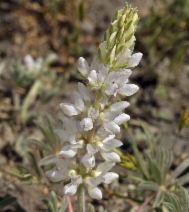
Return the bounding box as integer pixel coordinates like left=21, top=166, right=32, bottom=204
left=94, top=89, right=103, bottom=110
left=20, top=79, right=41, bottom=123
left=77, top=183, right=85, bottom=212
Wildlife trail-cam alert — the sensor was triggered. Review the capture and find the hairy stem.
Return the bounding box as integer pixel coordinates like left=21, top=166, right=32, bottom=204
left=94, top=89, right=103, bottom=110
left=77, top=183, right=85, bottom=212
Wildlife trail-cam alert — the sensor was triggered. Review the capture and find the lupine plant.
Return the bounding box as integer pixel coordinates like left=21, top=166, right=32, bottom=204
left=44, top=3, right=142, bottom=211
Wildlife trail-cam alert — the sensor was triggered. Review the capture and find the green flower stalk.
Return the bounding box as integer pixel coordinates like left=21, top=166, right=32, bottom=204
left=98, top=3, right=140, bottom=70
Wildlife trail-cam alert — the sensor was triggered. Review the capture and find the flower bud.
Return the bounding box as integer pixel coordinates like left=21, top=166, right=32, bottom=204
left=98, top=3, right=139, bottom=70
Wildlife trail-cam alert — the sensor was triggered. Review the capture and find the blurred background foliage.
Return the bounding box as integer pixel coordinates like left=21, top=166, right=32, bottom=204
left=0, top=0, right=189, bottom=211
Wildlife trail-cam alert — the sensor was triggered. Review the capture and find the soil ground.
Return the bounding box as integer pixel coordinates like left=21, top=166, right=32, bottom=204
left=0, top=0, right=189, bottom=212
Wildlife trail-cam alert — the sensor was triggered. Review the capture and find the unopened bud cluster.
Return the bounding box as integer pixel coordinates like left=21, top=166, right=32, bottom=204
left=45, top=3, right=142, bottom=200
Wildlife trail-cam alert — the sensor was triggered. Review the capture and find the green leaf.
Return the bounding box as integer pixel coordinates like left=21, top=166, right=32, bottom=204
left=27, top=152, right=42, bottom=179
left=164, top=193, right=182, bottom=212
left=42, top=199, right=55, bottom=212
left=177, top=173, right=189, bottom=186
left=50, top=191, right=58, bottom=212
left=34, top=122, right=54, bottom=149
left=145, top=152, right=162, bottom=185
left=28, top=139, right=51, bottom=153
left=59, top=196, right=67, bottom=212
left=127, top=176, right=145, bottom=183
left=88, top=203, right=95, bottom=212
left=130, top=139, right=150, bottom=180
left=0, top=196, right=17, bottom=209
left=171, top=158, right=189, bottom=179
left=140, top=121, right=153, bottom=154
left=98, top=206, right=108, bottom=212
left=163, top=202, right=177, bottom=212
left=153, top=191, right=164, bottom=208
left=139, top=181, right=159, bottom=191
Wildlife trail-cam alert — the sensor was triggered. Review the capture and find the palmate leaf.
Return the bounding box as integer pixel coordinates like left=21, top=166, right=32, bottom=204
left=171, top=158, right=189, bottom=179
left=34, top=121, right=55, bottom=150
left=177, top=173, right=189, bottom=186
left=145, top=152, right=162, bottom=185
left=153, top=191, right=164, bottom=208
left=130, top=139, right=150, bottom=180
left=155, top=148, right=172, bottom=181
left=163, top=190, right=189, bottom=212
left=28, top=139, right=52, bottom=153
left=27, top=152, right=43, bottom=180
left=139, top=181, right=159, bottom=191
left=175, top=187, right=189, bottom=211
left=165, top=193, right=182, bottom=212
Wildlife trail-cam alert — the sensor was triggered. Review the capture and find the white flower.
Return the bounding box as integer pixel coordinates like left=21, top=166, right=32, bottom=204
left=54, top=117, right=79, bottom=144
left=100, top=102, right=130, bottom=134
left=59, top=143, right=82, bottom=158
left=88, top=58, right=108, bottom=87
left=86, top=162, right=118, bottom=199
left=80, top=106, right=99, bottom=132
left=60, top=83, right=91, bottom=116
left=80, top=118, right=93, bottom=131
left=83, top=132, right=122, bottom=165
left=64, top=175, right=82, bottom=196
left=88, top=106, right=99, bottom=119
left=103, top=69, right=139, bottom=97
left=45, top=158, right=75, bottom=182
left=128, top=53, right=143, bottom=67
left=24, top=54, right=43, bottom=72
left=77, top=57, right=90, bottom=77
left=45, top=158, right=82, bottom=196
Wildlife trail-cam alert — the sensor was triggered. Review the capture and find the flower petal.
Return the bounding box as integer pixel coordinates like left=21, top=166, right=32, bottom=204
left=39, top=154, right=55, bottom=166
left=103, top=121, right=120, bottom=134
left=103, top=172, right=119, bottom=184
left=82, top=153, right=95, bottom=168
left=64, top=183, right=77, bottom=196
left=45, top=170, right=64, bottom=182
left=54, top=129, right=69, bottom=142
left=128, top=53, right=143, bottom=67
left=118, top=84, right=139, bottom=96
left=78, top=57, right=89, bottom=76
left=80, top=118, right=93, bottom=131
left=115, top=47, right=131, bottom=67
left=87, top=144, right=97, bottom=154
left=96, top=161, right=115, bottom=175
left=72, top=91, right=85, bottom=112
left=88, top=70, right=98, bottom=86
left=98, top=66, right=108, bottom=85
left=87, top=176, right=104, bottom=187
left=78, top=82, right=91, bottom=102
left=102, top=139, right=123, bottom=151
left=88, top=187, right=102, bottom=200
left=105, top=84, right=118, bottom=96
left=54, top=158, right=69, bottom=174
left=109, top=101, right=130, bottom=112
left=59, top=145, right=77, bottom=158
left=60, top=103, right=79, bottom=116
left=88, top=106, right=99, bottom=120
left=113, top=113, right=130, bottom=125
left=101, top=151, right=120, bottom=163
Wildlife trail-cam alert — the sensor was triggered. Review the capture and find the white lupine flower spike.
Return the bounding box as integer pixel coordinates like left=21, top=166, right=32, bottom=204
left=44, top=3, right=142, bottom=209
